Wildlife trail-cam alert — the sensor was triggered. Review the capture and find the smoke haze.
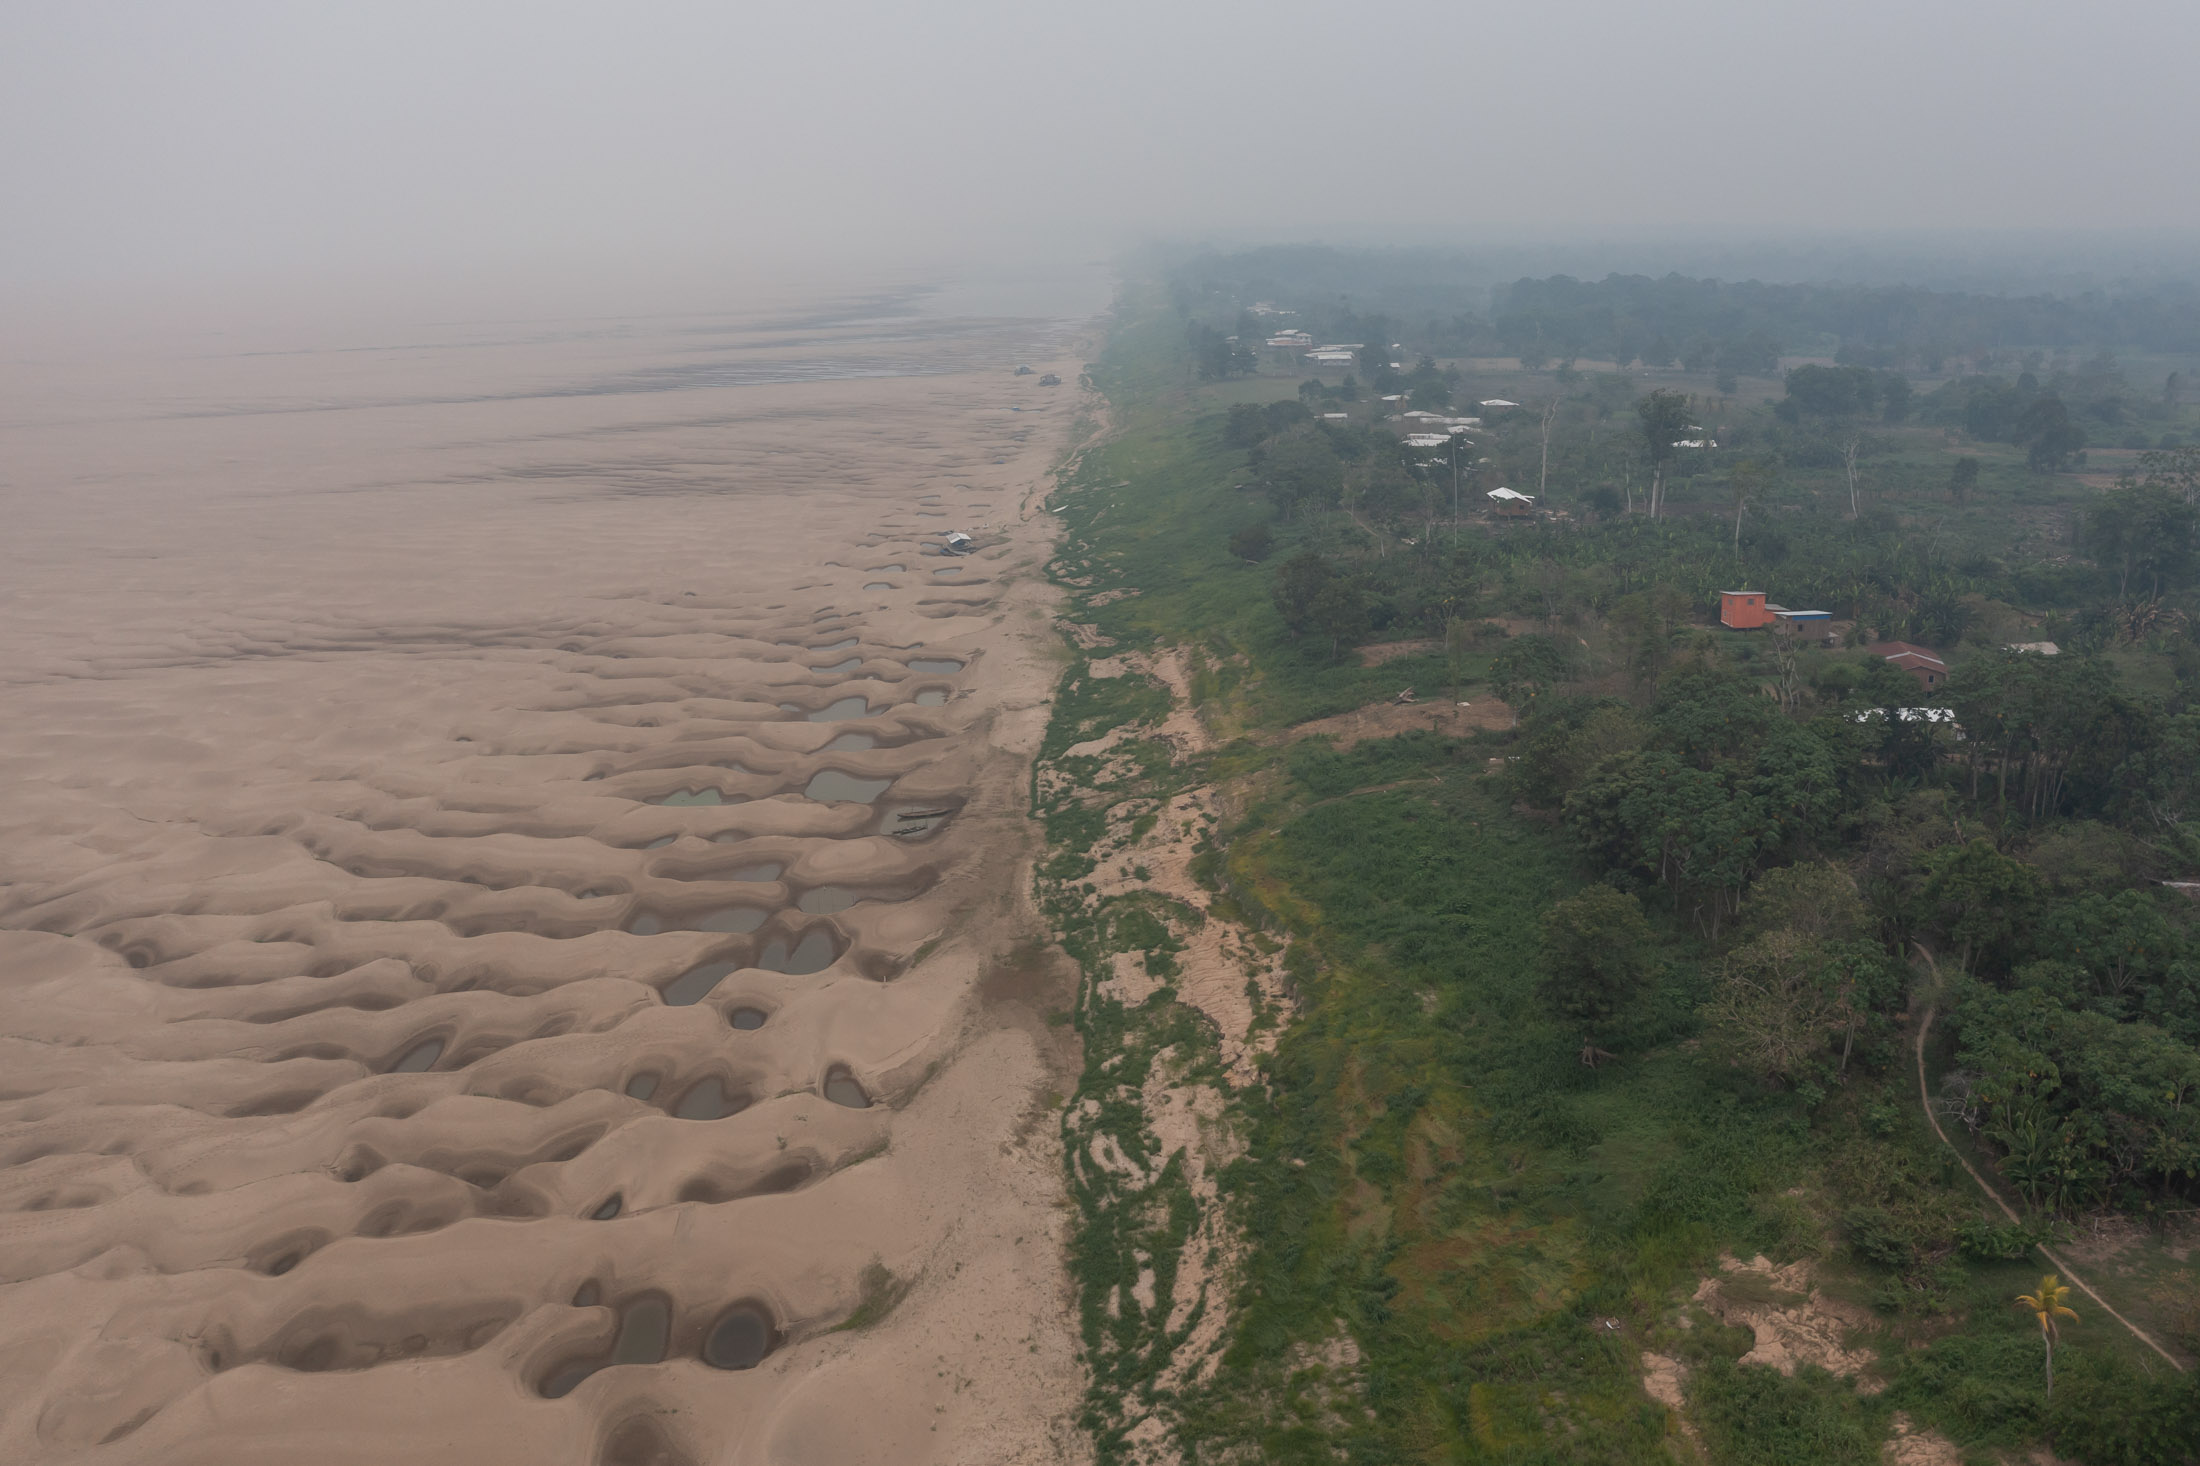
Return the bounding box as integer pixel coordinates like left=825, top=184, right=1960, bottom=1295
left=7, top=0, right=2200, bottom=325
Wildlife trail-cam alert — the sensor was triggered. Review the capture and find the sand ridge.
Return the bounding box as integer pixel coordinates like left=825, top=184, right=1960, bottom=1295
left=0, top=293, right=1098, bottom=1463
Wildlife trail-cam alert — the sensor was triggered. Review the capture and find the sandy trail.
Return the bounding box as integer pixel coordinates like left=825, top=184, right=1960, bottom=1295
left=0, top=289, right=1096, bottom=1463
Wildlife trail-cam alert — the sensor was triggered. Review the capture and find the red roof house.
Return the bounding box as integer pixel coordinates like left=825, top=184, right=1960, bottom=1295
left=1869, top=640, right=1948, bottom=692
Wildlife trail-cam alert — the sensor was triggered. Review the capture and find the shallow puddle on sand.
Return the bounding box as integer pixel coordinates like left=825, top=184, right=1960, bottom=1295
left=539, top=1293, right=670, bottom=1398
left=644, top=836, right=677, bottom=849
left=807, top=696, right=874, bottom=722
left=650, top=788, right=730, bottom=807
left=661, top=960, right=739, bottom=1006
left=725, top=861, right=783, bottom=881
left=814, top=636, right=858, bottom=651
left=727, top=1007, right=767, bottom=1030
left=822, top=732, right=875, bottom=753
left=822, top=1068, right=872, bottom=1109
left=590, top=1194, right=622, bottom=1221
left=756, top=927, right=839, bottom=975
left=672, top=1076, right=747, bottom=1120
left=803, top=769, right=892, bottom=803
left=610, top=1294, right=671, bottom=1366
left=391, top=1038, right=444, bottom=1073
left=915, top=690, right=947, bottom=706
left=636, top=909, right=766, bottom=942
left=703, top=1306, right=775, bottom=1369
left=862, top=582, right=892, bottom=591
left=796, top=886, right=858, bottom=915
left=573, top=1281, right=601, bottom=1307
left=907, top=658, right=963, bottom=674
left=868, top=564, right=905, bottom=573
left=623, top=1073, right=660, bottom=1100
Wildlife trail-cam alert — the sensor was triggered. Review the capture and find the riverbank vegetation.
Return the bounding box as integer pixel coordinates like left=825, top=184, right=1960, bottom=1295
left=1041, top=260, right=2200, bottom=1463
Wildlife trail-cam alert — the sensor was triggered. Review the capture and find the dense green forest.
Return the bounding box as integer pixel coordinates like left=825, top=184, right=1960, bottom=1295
left=1040, top=260, right=2200, bottom=1465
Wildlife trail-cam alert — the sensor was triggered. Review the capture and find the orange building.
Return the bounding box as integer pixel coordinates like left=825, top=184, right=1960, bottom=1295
left=1720, top=590, right=1772, bottom=629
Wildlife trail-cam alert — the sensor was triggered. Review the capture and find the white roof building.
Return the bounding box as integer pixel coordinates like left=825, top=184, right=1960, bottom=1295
left=1486, top=487, right=1535, bottom=503
left=1480, top=398, right=1519, bottom=409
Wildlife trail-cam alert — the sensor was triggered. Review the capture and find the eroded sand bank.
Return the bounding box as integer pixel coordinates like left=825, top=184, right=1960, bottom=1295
left=0, top=288, right=1095, bottom=1463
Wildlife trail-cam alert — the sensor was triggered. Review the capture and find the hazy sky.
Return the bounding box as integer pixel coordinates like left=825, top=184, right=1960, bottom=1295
left=6, top=0, right=2198, bottom=318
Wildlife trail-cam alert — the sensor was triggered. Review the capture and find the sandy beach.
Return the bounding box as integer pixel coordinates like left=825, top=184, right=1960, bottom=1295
left=0, top=280, right=1100, bottom=1464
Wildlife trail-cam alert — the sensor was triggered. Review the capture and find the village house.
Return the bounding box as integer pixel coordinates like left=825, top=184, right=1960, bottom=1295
left=1719, top=590, right=1771, bottom=629
left=1486, top=487, right=1535, bottom=518
left=1869, top=640, right=1948, bottom=691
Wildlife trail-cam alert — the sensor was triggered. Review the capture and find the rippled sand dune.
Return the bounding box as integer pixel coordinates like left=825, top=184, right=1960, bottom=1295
left=0, top=288, right=1095, bottom=1463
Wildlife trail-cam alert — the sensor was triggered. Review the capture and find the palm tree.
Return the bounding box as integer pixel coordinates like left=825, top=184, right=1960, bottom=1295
left=2016, top=1274, right=2079, bottom=1398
